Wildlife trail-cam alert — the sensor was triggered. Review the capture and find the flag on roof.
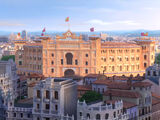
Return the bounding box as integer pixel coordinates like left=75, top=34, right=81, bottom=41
left=42, top=28, right=46, bottom=32
left=90, top=27, right=94, bottom=32
left=17, top=32, right=21, bottom=36
left=65, top=17, right=69, bottom=22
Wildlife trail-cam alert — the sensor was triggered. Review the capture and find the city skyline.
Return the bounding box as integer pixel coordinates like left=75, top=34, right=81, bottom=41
left=1, top=0, right=160, bottom=32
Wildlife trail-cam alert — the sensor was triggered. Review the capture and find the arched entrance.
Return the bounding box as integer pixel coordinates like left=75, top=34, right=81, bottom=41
left=64, top=69, right=75, bottom=77
left=65, top=53, right=73, bottom=65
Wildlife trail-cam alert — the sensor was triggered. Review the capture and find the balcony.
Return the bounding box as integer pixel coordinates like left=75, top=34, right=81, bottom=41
left=34, top=109, right=41, bottom=113
left=34, top=98, right=41, bottom=102
left=52, top=98, right=58, bottom=103
left=43, top=98, right=50, bottom=103
left=43, top=109, right=50, bottom=114
left=51, top=110, right=58, bottom=114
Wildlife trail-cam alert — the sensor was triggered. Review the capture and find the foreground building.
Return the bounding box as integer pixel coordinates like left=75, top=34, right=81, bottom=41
left=77, top=100, right=129, bottom=120
left=0, top=59, right=18, bottom=98
left=32, top=77, right=77, bottom=120
left=15, top=30, right=155, bottom=77
left=103, top=82, right=152, bottom=120
left=145, top=64, right=160, bottom=96
left=6, top=77, right=76, bottom=120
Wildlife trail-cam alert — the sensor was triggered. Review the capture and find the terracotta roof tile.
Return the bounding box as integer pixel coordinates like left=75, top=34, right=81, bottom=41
left=28, top=73, right=44, bottom=79
left=104, top=89, right=141, bottom=98
left=77, top=85, right=92, bottom=91
left=93, top=80, right=112, bottom=85
left=132, top=82, right=152, bottom=87
left=28, top=82, right=38, bottom=87
left=108, top=82, right=131, bottom=90
left=123, top=101, right=137, bottom=109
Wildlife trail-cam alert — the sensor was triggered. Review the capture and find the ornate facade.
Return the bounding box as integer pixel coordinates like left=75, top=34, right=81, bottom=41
left=15, top=30, right=155, bottom=77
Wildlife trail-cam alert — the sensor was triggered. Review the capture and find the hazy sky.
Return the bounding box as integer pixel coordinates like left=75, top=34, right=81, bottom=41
left=1, top=0, right=160, bottom=31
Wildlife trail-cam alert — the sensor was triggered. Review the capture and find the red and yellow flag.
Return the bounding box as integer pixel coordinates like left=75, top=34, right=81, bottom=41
left=17, top=32, right=21, bottom=36
left=65, top=17, right=69, bottom=22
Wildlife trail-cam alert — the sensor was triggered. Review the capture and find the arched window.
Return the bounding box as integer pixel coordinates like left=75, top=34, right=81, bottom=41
left=87, top=113, right=90, bottom=119
left=65, top=53, right=73, bottom=65
left=144, top=63, right=147, bottom=68
left=105, top=113, right=109, bottom=119
left=144, top=55, right=147, bottom=60
left=96, top=114, right=101, bottom=120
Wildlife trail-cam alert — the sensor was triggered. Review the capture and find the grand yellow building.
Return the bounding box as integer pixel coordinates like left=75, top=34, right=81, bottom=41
left=15, top=30, right=155, bottom=77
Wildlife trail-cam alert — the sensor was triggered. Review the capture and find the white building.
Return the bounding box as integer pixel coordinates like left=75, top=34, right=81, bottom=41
left=0, top=59, right=18, bottom=98
left=77, top=100, right=129, bottom=120
left=32, top=77, right=77, bottom=120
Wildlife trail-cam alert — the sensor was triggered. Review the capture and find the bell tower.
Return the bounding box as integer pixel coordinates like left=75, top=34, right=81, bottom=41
left=135, top=37, right=156, bottom=69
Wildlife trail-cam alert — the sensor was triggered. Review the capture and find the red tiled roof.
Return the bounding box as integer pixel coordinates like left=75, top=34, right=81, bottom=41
left=152, top=99, right=160, bottom=105
left=132, top=82, right=152, bottom=87
left=152, top=93, right=160, bottom=99
left=17, top=98, right=33, bottom=104
left=27, top=73, right=44, bottom=78
left=93, top=80, right=112, bottom=85
left=77, top=85, right=92, bottom=91
left=28, top=82, right=38, bottom=87
left=123, top=101, right=137, bottom=109
left=106, top=76, right=144, bottom=81
left=108, top=82, right=131, bottom=90
left=104, top=89, right=141, bottom=98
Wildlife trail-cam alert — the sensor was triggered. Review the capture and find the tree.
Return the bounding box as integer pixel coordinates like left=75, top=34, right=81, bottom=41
left=155, top=54, right=160, bottom=64
left=1, top=55, right=15, bottom=61
left=79, top=91, right=102, bottom=103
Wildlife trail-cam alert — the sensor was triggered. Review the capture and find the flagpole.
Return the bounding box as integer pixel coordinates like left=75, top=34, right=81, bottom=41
left=68, top=22, right=70, bottom=30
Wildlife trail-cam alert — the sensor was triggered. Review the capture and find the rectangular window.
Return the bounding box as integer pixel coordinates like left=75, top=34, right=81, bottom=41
left=85, top=69, right=88, bottom=74
left=75, top=59, right=78, bottom=65
left=37, top=90, right=41, bottom=98
left=55, top=91, right=58, bottom=100
left=45, top=104, right=50, bottom=110
left=55, top=105, right=58, bottom=111
left=19, top=61, right=22, bottom=65
left=61, top=59, right=63, bottom=65
left=20, top=113, right=23, bottom=118
left=13, top=113, right=16, bottom=117
left=144, top=63, right=147, bottom=68
left=86, top=61, right=88, bottom=65
left=37, top=104, right=39, bottom=109
left=46, top=90, right=50, bottom=99
left=51, top=68, right=54, bottom=73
